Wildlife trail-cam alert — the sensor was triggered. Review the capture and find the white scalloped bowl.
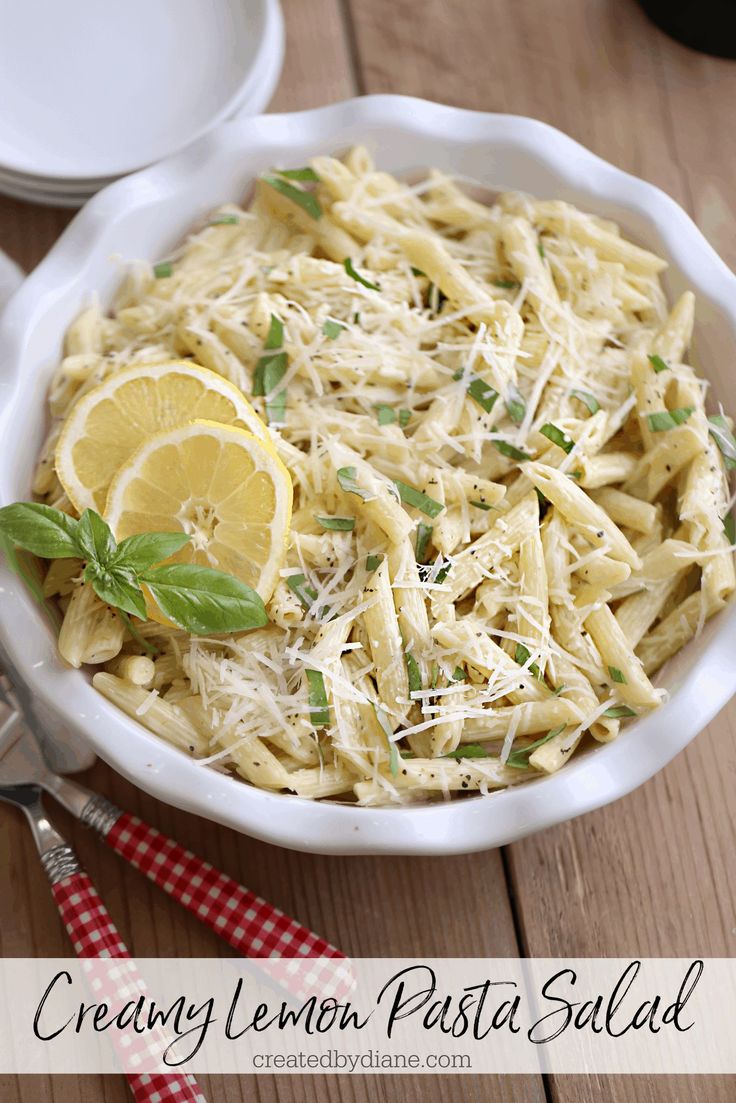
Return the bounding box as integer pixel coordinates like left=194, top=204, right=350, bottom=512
left=1, top=96, right=735, bottom=855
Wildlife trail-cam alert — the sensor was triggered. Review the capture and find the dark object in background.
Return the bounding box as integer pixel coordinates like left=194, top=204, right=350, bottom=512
left=639, top=0, right=736, bottom=58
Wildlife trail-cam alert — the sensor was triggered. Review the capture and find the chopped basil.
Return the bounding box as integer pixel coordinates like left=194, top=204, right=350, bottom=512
left=492, top=279, right=519, bottom=290
left=153, top=261, right=172, bottom=279
left=451, top=666, right=466, bottom=682
left=603, top=705, right=637, bottom=719
left=443, top=744, right=490, bottom=760
left=646, top=407, right=694, bottom=432
left=506, top=725, right=564, bottom=769
left=708, top=414, right=736, bottom=469
left=405, top=652, right=422, bottom=694
left=322, top=319, right=346, bottom=340
left=394, top=480, right=444, bottom=518
left=540, top=422, right=574, bottom=454
left=570, top=388, right=600, bottom=415
left=306, top=669, right=330, bottom=727
left=432, top=559, right=452, bottom=585
left=252, top=351, right=288, bottom=423
left=209, top=214, right=240, bottom=225
left=467, top=377, right=499, bottom=414
left=410, top=266, right=425, bottom=277
left=470, top=500, right=494, bottom=511
left=505, top=385, right=526, bottom=426
left=724, top=514, right=736, bottom=545
left=399, top=409, right=411, bottom=429
left=515, top=642, right=541, bottom=681
left=366, top=554, right=383, bottom=572
left=344, top=257, right=379, bottom=290
left=494, top=439, right=533, bottom=462
left=261, top=174, right=322, bottom=220
left=315, top=515, right=355, bottom=532
left=551, top=684, right=568, bottom=696
left=264, top=313, right=284, bottom=350
left=286, top=573, right=319, bottom=610
left=375, top=404, right=396, bottom=426
left=415, top=521, right=433, bottom=564
left=608, top=665, right=627, bottom=684
left=430, top=661, right=440, bottom=689
left=336, top=465, right=372, bottom=501
left=537, top=242, right=546, bottom=259
left=277, top=166, right=320, bottom=182
left=647, top=353, right=670, bottom=373
left=388, top=740, right=400, bottom=777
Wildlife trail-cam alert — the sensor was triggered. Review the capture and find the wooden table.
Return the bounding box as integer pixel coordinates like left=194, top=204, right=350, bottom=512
left=1, top=2, right=735, bottom=1100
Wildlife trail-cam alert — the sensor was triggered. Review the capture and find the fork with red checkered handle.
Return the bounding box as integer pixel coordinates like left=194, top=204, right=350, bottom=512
left=56, top=789, right=340, bottom=962
left=0, top=781, right=205, bottom=1102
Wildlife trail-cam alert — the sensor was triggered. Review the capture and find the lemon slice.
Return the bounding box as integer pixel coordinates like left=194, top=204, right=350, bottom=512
left=104, top=420, right=292, bottom=605
left=56, top=360, right=269, bottom=514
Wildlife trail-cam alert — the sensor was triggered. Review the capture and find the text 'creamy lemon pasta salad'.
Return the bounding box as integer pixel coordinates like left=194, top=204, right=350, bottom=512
left=3, top=146, right=736, bottom=806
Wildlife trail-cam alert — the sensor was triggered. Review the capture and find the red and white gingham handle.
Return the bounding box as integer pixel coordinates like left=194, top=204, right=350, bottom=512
left=104, top=811, right=343, bottom=960
left=50, top=870, right=205, bottom=1103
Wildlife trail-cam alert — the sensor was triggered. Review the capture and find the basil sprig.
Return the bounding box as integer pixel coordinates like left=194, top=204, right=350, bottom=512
left=0, top=502, right=267, bottom=635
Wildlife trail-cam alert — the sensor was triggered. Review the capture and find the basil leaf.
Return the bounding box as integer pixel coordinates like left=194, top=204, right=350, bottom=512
left=153, top=261, right=172, bottom=279
left=0, top=502, right=81, bottom=559
left=322, top=319, right=345, bottom=340
left=0, top=531, right=61, bottom=628
left=467, top=377, right=499, bottom=414
left=415, top=521, right=433, bottom=564
left=405, top=651, right=422, bottom=695
left=708, top=414, right=736, bottom=469
left=551, top=684, right=568, bottom=696
left=646, top=407, right=694, bottom=432
left=336, top=465, right=373, bottom=501
left=430, top=661, right=439, bottom=689
left=492, top=279, right=519, bottom=290
left=252, top=350, right=288, bottom=423
left=608, top=665, right=627, bottom=684
left=399, top=409, right=411, bottom=429
left=505, top=384, right=526, bottom=426
left=537, top=242, right=546, bottom=259
left=515, top=642, right=541, bottom=681
left=470, top=499, right=494, bottom=511
left=451, top=666, right=466, bottom=682
left=647, top=353, right=670, bottom=373
left=540, top=423, right=574, bottom=454
left=86, top=564, right=147, bottom=620
left=344, top=257, right=379, bottom=290
left=264, top=313, right=284, bottom=350
left=366, top=554, right=383, bottom=572
left=286, top=573, right=319, bottom=610
left=112, top=531, right=191, bottom=571
left=570, top=389, right=600, bottom=415
left=209, top=214, right=239, bottom=225
left=306, top=669, right=330, bottom=727
left=139, top=564, right=268, bottom=633
left=603, top=704, right=637, bottom=718
left=443, top=744, right=490, bottom=760
left=261, top=175, right=322, bottom=220
left=315, top=515, right=355, bottom=531
left=374, top=404, right=396, bottom=425
left=388, top=741, right=400, bottom=777
left=277, top=167, right=320, bottom=182
left=724, top=514, right=736, bottom=545
left=494, top=440, right=532, bottom=462
left=506, top=725, right=564, bottom=769
left=76, top=509, right=117, bottom=566
left=394, top=480, right=444, bottom=518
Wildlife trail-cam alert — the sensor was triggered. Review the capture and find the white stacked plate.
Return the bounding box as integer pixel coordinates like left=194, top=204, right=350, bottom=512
left=0, top=0, right=283, bottom=207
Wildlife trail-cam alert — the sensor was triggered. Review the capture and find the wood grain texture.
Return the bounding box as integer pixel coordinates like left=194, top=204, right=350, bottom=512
left=1, top=1, right=735, bottom=1101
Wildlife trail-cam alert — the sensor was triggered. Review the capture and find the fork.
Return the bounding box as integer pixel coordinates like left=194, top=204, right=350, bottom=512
left=0, top=673, right=346, bottom=1099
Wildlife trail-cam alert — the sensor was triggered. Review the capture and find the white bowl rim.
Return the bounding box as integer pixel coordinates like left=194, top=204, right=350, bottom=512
left=1, top=94, right=735, bottom=856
